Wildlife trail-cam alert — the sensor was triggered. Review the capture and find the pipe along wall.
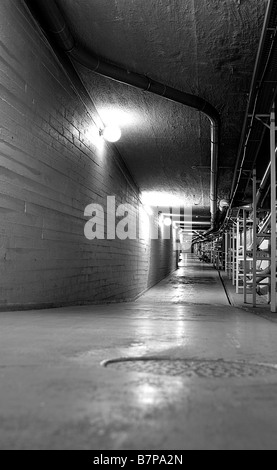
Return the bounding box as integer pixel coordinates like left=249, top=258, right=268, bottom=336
left=0, top=0, right=178, bottom=310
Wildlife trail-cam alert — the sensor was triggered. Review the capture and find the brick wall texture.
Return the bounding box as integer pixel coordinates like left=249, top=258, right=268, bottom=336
left=0, top=0, right=178, bottom=310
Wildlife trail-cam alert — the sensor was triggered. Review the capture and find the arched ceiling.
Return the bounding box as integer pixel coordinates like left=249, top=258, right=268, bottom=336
left=56, top=0, right=268, bottom=215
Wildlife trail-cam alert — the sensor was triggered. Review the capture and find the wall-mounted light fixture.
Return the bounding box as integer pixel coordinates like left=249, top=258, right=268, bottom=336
left=100, top=126, right=122, bottom=143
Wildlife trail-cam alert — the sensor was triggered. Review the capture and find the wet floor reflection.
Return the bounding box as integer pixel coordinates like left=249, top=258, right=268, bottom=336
left=132, top=377, right=189, bottom=409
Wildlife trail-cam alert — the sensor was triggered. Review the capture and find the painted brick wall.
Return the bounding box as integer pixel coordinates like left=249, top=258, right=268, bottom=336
left=0, top=0, right=177, bottom=310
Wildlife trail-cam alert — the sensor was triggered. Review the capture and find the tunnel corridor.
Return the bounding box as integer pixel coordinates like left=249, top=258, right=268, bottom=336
left=2, top=0, right=277, bottom=452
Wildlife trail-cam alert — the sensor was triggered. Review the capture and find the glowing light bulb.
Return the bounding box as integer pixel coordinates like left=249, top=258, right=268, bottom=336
left=102, top=126, right=122, bottom=143
left=164, top=217, right=172, bottom=227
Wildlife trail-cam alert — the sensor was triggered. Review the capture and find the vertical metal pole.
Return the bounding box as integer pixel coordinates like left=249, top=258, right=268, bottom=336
left=213, top=240, right=215, bottom=268
left=243, top=210, right=247, bottom=304
left=227, top=230, right=229, bottom=277
left=271, top=104, right=276, bottom=313
left=232, top=225, right=236, bottom=286
left=228, top=230, right=232, bottom=280
left=225, top=230, right=228, bottom=275
left=253, top=169, right=257, bottom=308
left=236, top=216, right=240, bottom=294
left=213, top=240, right=215, bottom=267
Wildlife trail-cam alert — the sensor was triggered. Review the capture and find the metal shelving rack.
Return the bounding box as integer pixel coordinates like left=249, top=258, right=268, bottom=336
left=226, top=104, right=277, bottom=312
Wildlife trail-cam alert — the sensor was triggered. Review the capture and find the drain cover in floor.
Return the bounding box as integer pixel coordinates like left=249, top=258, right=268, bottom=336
left=102, top=357, right=277, bottom=379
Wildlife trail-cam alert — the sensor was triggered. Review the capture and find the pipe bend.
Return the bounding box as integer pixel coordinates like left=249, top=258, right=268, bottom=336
left=25, top=0, right=220, bottom=230
left=69, top=47, right=100, bottom=72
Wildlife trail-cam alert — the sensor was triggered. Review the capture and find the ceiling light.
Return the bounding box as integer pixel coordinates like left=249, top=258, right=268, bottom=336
left=101, top=126, right=122, bottom=143
left=163, top=217, right=172, bottom=227
left=141, top=192, right=187, bottom=207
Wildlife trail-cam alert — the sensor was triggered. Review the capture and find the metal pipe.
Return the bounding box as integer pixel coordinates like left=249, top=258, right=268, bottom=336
left=256, top=162, right=271, bottom=207
left=256, top=150, right=277, bottom=208
left=246, top=212, right=270, bottom=253
left=253, top=169, right=257, bottom=308
left=270, top=104, right=276, bottom=312
left=229, top=0, right=275, bottom=209
left=25, top=0, right=220, bottom=228
left=243, top=209, right=247, bottom=304
left=210, top=123, right=219, bottom=229
left=236, top=216, right=240, bottom=294
left=260, top=213, right=272, bottom=234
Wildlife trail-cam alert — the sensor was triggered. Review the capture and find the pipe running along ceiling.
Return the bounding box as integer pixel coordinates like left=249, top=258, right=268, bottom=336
left=24, top=0, right=267, bottom=230
left=230, top=0, right=277, bottom=211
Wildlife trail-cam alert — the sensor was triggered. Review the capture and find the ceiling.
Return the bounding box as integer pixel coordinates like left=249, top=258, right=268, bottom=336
left=56, top=0, right=268, bottom=217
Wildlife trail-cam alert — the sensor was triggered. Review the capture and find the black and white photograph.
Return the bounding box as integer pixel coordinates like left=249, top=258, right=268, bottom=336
left=1, top=0, right=277, bottom=452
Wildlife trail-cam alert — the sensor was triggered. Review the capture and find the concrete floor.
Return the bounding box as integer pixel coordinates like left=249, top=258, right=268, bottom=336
left=1, top=254, right=277, bottom=450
